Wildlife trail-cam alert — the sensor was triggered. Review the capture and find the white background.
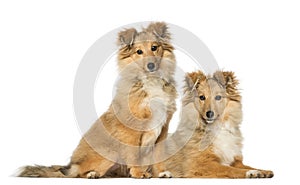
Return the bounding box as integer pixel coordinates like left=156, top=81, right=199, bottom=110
left=1, top=0, right=300, bottom=185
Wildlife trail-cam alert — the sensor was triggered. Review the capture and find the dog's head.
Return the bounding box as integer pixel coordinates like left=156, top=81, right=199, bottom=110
left=185, top=70, right=240, bottom=124
left=117, top=22, right=175, bottom=77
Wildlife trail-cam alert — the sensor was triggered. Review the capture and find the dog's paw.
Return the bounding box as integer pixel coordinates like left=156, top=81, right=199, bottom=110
left=129, top=167, right=152, bottom=179
left=130, top=171, right=152, bottom=179
left=264, top=170, right=274, bottom=178
left=158, top=171, right=172, bottom=178
left=129, top=166, right=153, bottom=179
left=246, top=170, right=273, bottom=178
left=258, top=170, right=274, bottom=178
left=142, top=172, right=153, bottom=178
left=86, top=171, right=100, bottom=179
left=246, top=170, right=260, bottom=178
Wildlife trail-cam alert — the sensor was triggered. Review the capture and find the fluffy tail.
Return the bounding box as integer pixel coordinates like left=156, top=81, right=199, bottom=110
left=17, top=165, right=71, bottom=178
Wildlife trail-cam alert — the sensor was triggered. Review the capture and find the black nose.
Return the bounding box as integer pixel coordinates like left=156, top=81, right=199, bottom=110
left=206, top=111, right=214, bottom=119
left=147, top=63, right=155, bottom=71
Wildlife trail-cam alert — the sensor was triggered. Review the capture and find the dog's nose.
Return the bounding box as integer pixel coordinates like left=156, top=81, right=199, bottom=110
left=206, top=111, right=214, bottom=119
left=147, top=62, right=155, bottom=71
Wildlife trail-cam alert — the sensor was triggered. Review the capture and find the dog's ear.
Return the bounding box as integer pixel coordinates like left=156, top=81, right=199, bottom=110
left=185, top=70, right=206, bottom=91
left=213, top=71, right=238, bottom=87
left=223, top=71, right=238, bottom=89
left=118, top=28, right=137, bottom=47
left=146, top=22, right=171, bottom=42
left=213, top=71, right=240, bottom=98
left=213, top=71, right=227, bottom=87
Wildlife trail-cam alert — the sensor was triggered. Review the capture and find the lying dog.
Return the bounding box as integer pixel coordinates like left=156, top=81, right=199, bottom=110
left=162, top=70, right=274, bottom=178
left=18, top=22, right=177, bottom=178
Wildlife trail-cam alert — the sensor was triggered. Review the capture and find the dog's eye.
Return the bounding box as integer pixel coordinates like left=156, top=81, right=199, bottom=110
left=199, top=95, right=206, bottom=100
left=136, top=49, right=143, bottom=55
left=151, top=45, right=158, bottom=51
left=215, top=95, right=222, bottom=101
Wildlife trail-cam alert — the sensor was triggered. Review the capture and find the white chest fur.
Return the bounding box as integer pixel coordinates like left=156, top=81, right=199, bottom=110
left=213, top=122, right=242, bottom=166
left=140, top=78, right=173, bottom=143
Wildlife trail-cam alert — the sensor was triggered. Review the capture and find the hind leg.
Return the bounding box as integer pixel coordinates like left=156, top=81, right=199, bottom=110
left=231, top=156, right=274, bottom=178
left=85, top=159, right=115, bottom=179
left=70, top=139, right=116, bottom=178
left=73, top=156, right=115, bottom=178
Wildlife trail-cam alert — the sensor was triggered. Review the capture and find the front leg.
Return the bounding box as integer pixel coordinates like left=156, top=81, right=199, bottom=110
left=127, top=131, right=157, bottom=178
left=129, top=166, right=152, bottom=178
left=231, top=156, right=274, bottom=178
left=186, top=161, right=270, bottom=178
left=126, top=146, right=152, bottom=178
left=152, top=114, right=173, bottom=178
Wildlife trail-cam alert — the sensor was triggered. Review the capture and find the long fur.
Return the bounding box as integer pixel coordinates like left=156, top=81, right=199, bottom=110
left=160, top=70, right=274, bottom=178
left=18, top=22, right=177, bottom=178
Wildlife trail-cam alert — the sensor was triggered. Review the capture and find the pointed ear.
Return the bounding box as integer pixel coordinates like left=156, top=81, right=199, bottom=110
left=185, top=70, right=206, bottom=91
left=213, top=71, right=238, bottom=87
left=146, top=22, right=171, bottom=42
left=118, top=28, right=137, bottom=47
left=213, top=71, right=227, bottom=87
left=222, top=71, right=239, bottom=89
left=213, top=71, right=239, bottom=94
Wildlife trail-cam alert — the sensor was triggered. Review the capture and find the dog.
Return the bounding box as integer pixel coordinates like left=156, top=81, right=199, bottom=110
left=18, top=22, right=177, bottom=178
left=160, top=70, right=274, bottom=178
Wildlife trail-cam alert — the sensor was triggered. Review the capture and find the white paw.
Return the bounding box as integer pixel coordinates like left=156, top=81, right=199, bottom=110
left=86, top=171, right=100, bottom=179
left=246, top=170, right=260, bottom=178
left=158, top=171, right=172, bottom=178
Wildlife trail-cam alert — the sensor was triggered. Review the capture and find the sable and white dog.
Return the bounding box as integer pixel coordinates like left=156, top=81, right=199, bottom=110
left=18, top=22, right=177, bottom=178
left=162, top=70, right=274, bottom=178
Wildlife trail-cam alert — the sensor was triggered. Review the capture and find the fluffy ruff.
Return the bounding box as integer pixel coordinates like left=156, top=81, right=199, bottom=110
left=18, top=22, right=177, bottom=178
left=161, top=70, right=274, bottom=178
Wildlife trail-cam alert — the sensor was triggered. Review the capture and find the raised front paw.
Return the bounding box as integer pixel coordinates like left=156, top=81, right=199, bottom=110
left=246, top=170, right=274, bottom=178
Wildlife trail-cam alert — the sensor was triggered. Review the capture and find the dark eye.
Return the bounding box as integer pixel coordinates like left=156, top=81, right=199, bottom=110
left=199, top=95, right=206, bottom=100
left=215, top=95, right=222, bottom=100
left=151, top=45, right=157, bottom=51
left=137, top=49, right=143, bottom=55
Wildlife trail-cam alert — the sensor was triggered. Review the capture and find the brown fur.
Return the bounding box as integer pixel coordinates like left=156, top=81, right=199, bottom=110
left=18, top=22, right=177, bottom=178
left=161, top=70, right=274, bottom=178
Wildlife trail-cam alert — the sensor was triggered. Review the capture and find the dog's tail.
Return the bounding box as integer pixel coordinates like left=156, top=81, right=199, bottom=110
left=16, top=165, right=74, bottom=178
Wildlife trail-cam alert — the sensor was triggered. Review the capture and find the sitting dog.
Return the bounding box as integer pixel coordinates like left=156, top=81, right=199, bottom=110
left=162, top=70, right=274, bottom=178
left=18, top=22, right=177, bottom=178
